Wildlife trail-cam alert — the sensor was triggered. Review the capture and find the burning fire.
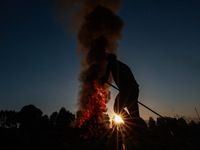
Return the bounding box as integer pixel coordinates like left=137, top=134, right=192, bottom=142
left=55, top=0, right=124, bottom=139
left=75, top=81, right=110, bottom=137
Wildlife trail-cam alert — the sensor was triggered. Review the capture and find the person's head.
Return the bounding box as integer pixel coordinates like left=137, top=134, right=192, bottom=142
left=107, top=53, right=117, bottom=62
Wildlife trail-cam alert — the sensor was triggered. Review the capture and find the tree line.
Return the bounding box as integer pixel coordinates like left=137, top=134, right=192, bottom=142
left=0, top=104, right=199, bottom=130
left=148, top=116, right=200, bottom=129
left=0, top=104, right=75, bottom=130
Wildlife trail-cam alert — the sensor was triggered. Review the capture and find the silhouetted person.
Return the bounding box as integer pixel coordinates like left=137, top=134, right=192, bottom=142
left=101, top=54, right=147, bottom=137
left=101, top=53, right=140, bottom=118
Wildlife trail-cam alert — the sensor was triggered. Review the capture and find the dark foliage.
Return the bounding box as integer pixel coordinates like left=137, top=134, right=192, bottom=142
left=19, top=104, right=43, bottom=130
left=0, top=104, right=76, bottom=131
left=0, top=110, right=19, bottom=128
left=49, top=111, right=58, bottom=128
left=148, top=117, right=156, bottom=128
left=56, top=107, right=75, bottom=129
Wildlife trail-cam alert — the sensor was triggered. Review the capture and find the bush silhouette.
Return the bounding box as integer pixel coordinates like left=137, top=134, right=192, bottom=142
left=19, top=104, right=43, bottom=130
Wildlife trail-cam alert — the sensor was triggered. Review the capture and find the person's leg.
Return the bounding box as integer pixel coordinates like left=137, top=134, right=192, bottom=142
left=127, top=102, right=140, bottom=118
left=126, top=87, right=140, bottom=118
left=113, top=91, right=129, bottom=118
left=126, top=88, right=147, bottom=134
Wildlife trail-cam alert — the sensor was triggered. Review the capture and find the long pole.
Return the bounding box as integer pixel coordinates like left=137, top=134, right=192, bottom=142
left=106, top=82, right=165, bottom=119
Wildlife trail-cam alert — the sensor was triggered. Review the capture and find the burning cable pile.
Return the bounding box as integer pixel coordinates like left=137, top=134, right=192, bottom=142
left=54, top=0, right=124, bottom=138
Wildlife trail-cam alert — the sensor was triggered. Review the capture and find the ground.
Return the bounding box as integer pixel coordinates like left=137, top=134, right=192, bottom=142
left=0, top=127, right=200, bottom=150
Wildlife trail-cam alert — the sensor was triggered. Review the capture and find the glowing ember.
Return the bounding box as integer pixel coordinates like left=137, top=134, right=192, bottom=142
left=75, top=81, right=110, bottom=138
left=115, top=115, right=124, bottom=123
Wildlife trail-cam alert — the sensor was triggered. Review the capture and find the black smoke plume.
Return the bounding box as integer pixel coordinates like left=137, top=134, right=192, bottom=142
left=52, top=0, right=124, bottom=133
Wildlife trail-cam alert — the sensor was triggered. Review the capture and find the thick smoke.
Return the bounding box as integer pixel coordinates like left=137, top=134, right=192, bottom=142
left=77, top=5, right=124, bottom=112
left=53, top=0, right=124, bottom=128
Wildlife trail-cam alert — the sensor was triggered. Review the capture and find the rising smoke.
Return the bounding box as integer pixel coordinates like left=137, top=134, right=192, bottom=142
left=52, top=0, right=124, bottom=130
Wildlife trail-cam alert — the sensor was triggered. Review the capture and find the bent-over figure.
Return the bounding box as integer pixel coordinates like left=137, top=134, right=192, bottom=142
left=101, top=53, right=140, bottom=119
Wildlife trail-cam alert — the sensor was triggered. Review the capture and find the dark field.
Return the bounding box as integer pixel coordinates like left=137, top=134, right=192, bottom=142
left=1, top=126, right=200, bottom=150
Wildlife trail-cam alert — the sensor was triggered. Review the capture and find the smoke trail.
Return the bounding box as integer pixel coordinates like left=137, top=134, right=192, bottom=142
left=77, top=3, right=124, bottom=108
left=52, top=0, right=124, bottom=135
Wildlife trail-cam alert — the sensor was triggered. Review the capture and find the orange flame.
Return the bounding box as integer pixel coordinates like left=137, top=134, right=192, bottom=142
left=75, top=81, right=110, bottom=138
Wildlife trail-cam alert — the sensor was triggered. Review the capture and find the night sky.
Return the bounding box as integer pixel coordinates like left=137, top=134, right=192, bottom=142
left=1, top=0, right=200, bottom=121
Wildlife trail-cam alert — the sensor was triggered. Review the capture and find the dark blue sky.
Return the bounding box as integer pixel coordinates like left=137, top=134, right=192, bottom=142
left=1, top=0, right=200, bottom=120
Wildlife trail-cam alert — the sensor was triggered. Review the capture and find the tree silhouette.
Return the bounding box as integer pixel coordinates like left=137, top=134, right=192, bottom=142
left=6, top=110, right=19, bottom=128
left=157, top=117, right=166, bottom=128
left=19, top=104, right=43, bottom=130
left=148, top=117, right=156, bottom=128
left=56, top=107, right=75, bottom=129
left=0, top=110, right=6, bottom=128
left=177, top=117, right=187, bottom=128
left=40, top=115, right=49, bottom=129
left=189, top=120, right=198, bottom=127
left=0, top=110, right=19, bottom=128
left=49, top=111, right=58, bottom=128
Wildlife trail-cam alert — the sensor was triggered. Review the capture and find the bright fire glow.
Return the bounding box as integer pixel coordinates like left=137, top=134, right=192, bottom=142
left=115, top=115, right=124, bottom=123
left=74, top=81, right=110, bottom=138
